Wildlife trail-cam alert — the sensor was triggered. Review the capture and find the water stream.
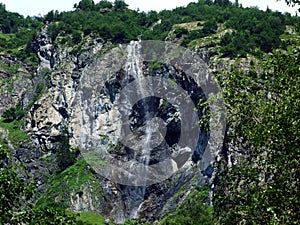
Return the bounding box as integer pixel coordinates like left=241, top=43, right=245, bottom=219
left=125, top=41, right=152, bottom=219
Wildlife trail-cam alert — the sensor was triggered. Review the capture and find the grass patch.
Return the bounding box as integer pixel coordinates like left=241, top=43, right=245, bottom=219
left=84, top=151, right=108, bottom=167
left=78, top=212, right=106, bottom=225
left=0, top=61, right=21, bottom=74
left=160, top=186, right=214, bottom=225
left=148, top=61, right=164, bottom=72
left=37, top=158, right=103, bottom=208
left=173, top=183, right=188, bottom=200
left=0, top=62, right=19, bottom=92
left=0, top=118, right=29, bottom=148
left=0, top=33, right=15, bottom=40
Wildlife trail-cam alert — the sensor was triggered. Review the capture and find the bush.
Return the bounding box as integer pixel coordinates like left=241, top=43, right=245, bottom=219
left=174, top=27, right=188, bottom=38
left=2, top=103, right=25, bottom=122
left=202, top=19, right=218, bottom=35
left=214, top=49, right=300, bottom=224
left=56, top=126, right=76, bottom=172
left=161, top=187, right=214, bottom=225
left=114, top=0, right=128, bottom=10
left=0, top=145, right=79, bottom=224
left=97, top=0, right=113, bottom=9
left=72, top=30, right=82, bottom=45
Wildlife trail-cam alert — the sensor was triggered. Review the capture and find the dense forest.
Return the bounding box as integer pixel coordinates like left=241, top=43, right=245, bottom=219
left=1, top=0, right=299, bottom=60
left=0, top=0, right=299, bottom=224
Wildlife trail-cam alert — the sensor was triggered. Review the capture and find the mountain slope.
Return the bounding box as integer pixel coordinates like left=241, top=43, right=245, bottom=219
left=0, top=1, right=299, bottom=224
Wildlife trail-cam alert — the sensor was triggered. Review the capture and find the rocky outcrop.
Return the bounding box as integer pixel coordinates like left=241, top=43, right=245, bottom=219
left=0, top=54, right=36, bottom=115
left=26, top=25, right=107, bottom=151
left=7, top=25, right=225, bottom=224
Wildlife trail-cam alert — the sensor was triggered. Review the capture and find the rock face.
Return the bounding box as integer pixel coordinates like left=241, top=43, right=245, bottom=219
left=0, top=54, right=36, bottom=115
left=4, top=25, right=224, bottom=224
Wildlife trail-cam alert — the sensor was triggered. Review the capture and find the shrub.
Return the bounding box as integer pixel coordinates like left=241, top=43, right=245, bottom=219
left=56, top=126, right=76, bottom=172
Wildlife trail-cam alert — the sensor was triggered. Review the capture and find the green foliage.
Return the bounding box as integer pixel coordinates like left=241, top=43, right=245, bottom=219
left=48, top=22, right=63, bottom=41
left=148, top=61, right=164, bottom=72
left=0, top=144, right=79, bottom=224
left=0, top=60, right=21, bottom=75
left=144, top=1, right=298, bottom=55
left=214, top=49, right=300, bottom=224
left=114, top=0, right=128, bottom=10
left=37, top=157, right=103, bottom=208
left=30, top=206, right=79, bottom=225
left=2, top=0, right=299, bottom=58
left=0, top=118, right=29, bottom=148
left=97, top=0, right=113, bottom=9
left=202, top=19, right=218, bottom=35
left=222, top=7, right=286, bottom=56
left=0, top=4, right=42, bottom=63
left=2, top=103, right=25, bottom=122
left=180, top=19, right=218, bottom=47
left=33, top=82, right=45, bottom=102
left=77, top=212, right=105, bottom=225
left=173, top=27, right=188, bottom=38
left=72, top=30, right=82, bottom=45
left=56, top=126, right=76, bottom=172
left=214, top=0, right=231, bottom=7
left=123, top=219, right=151, bottom=225
left=220, top=33, right=232, bottom=47
left=44, top=10, right=60, bottom=23
left=0, top=145, right=34, bottom=223
left=160, top=187, right=214, bottom=225
left=77, top=0, right=96, bottom=11
left=46, top=3, right=141, bottom=44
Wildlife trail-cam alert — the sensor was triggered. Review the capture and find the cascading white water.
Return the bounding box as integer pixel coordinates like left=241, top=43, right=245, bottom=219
left=125, top=41, right=153, bottom=218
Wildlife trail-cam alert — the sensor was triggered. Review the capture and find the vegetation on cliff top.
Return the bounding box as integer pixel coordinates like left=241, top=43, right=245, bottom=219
left=1, top=0, right=299, bottom=62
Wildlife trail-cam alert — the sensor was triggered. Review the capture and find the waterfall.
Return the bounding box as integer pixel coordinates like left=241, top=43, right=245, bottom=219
left=125, top=41, right=152, bottom=219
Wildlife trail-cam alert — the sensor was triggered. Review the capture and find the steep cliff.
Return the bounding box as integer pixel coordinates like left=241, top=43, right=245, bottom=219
left=0, top=24, right=225, bottom=223
left=1, top=1, right=299, bottom=224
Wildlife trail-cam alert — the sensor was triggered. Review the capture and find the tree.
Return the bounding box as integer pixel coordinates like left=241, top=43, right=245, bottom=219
left=97, top=0, right=113, bottom=9
left=77, top=0, right=95, bottom=11
left=0, top=145, right=33, bottom=223
left=204, top=0, right=214, bottom=6
left=56, top=126, right=76, bottom=172
left=0, top=145, right=79, bottom=224
left=48, top=22, right=63, bottom=41
left=202, top=19, right=218, bottom=35
left=174, top=27, right=188, bottom=38
left=44, top=10, right=59, bottom=22
left=214, top=0, right=231, bottom=7
left=214, top=48, right=300, bottom=224
left=114, top=0, right=128, bottom=10
left=72, top=30, right=82, bottom=44
left=220, top=33, right=232, bottom=46
left=161, top=187, right=214, bottom=225
left=2, top=103, right=25, bottom=122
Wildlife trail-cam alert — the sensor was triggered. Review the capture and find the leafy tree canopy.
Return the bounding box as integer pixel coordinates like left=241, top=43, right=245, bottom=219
left=0, top=144, right=80, bottom=224
left=214, top=47, right=300, bottom=224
